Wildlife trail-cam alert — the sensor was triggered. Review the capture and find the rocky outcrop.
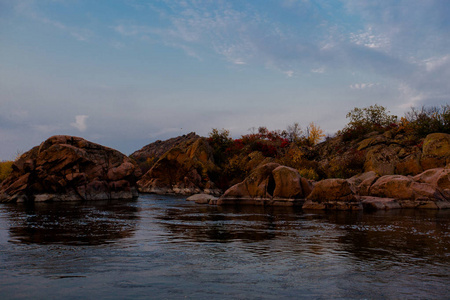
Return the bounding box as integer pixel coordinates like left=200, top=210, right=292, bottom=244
left=420, top=133, right=450, bottom=169
left=137, top=137, right=221, bottom=195
left=303, top=168, right=450, bottom=211
left=316, top=132, right=450, bottom=178
left=130, top=132, right=200, bottom=172
left=217, top=163, right=312, bottom=206
left=0, top=135, right=141, bottom=203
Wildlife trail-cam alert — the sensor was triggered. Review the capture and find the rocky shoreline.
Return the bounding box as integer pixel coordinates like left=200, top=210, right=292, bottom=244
left=1, top=130, right=449, bottom=211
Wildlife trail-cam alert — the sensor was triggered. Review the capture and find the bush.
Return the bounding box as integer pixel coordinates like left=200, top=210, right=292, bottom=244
left=208, top=128, right=234, bottom=165
left=341, top=104, right=398, bottom=140
left=0, top=161, right=13, bottom=182
left=298, top=168, right=319, bottom=181
left=404, top=105, right=450, bottom=137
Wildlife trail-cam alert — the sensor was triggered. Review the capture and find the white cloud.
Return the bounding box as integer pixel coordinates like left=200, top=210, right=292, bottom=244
left=283, top=70, right=294, bottom=78
left=71, top=115, right=89, bottom=132
left=423, top=55, right=450, bottom=72
left=349, top=83, right=377, bottom=90
left=311, top=67, right=325, bottom=74
left=398, top=84, right=425, bottom=109
left=350, top=26, right=390, bottom=50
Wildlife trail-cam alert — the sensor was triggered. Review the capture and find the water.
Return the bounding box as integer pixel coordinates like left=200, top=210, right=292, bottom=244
left=0, top=195, right=449, bottom=299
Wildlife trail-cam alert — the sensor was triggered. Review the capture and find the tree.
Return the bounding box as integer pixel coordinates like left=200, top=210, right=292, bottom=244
left=207, top=128, right=233, bottom=165
left=306, top=122, right=325, bottom=145
left=286, top=122, right=304, bottom=143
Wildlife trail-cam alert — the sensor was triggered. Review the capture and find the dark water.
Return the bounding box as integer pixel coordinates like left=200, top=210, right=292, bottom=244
left=1, top=195, right=449, bottom=299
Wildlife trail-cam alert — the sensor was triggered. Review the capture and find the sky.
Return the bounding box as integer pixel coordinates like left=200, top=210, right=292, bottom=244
left=1, top=0, right=450, bottom=160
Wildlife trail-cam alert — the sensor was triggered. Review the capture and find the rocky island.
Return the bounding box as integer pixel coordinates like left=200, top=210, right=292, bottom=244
left=0, top=135, right=141, bottom=202
left=1, top=105, right=449, bottom=211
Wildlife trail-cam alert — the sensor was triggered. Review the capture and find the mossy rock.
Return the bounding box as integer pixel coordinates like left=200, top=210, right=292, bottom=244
left=423, top=133, right=450, bottom=157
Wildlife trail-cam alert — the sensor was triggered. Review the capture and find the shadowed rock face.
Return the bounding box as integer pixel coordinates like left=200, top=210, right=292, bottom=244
left=0, top=135, right=141, bottom=203
left=137, top=137, right=221, bottom=196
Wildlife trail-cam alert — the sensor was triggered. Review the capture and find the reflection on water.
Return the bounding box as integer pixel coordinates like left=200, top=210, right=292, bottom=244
left=3, top=200, right=139, bottom=245
left=0, top=194, right=449, bottom=299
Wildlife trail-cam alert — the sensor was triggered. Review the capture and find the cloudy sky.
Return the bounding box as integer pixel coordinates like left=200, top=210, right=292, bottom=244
left=1, top=0, right=449, bottom=160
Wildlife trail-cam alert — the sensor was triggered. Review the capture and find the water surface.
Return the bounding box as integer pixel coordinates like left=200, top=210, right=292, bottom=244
left=1, top=195, right=449, bottom=299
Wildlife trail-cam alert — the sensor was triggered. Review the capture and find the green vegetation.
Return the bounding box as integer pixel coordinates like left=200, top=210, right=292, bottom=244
left=340, top=104, right=398, bottom=141
left=0, top=161, right=13, bottom=182
left=206, top=104, right=449, bottom=182
left=404, top=105, right=450, bottom=137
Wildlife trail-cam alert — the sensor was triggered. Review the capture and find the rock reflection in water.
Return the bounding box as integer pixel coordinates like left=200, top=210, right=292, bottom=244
left=156, top=203, right=305, bottom=243
left=0, top=195, right=449, bottom=299
left=4, top=200, right=139, bottom=245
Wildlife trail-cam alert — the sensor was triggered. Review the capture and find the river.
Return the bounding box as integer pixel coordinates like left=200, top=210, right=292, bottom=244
left=0, top=194, right=449, bottom=299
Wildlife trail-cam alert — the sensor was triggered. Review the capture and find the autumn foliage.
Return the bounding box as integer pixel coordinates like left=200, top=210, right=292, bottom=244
left=0, top=161, right=13, bottom=182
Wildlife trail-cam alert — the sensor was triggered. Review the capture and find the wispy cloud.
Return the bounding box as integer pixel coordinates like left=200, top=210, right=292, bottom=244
left=15, top=0, right=93, bottom=42
left=350, top=83, right=379, bottom=90
left=71, top=115, right=89, bottom=132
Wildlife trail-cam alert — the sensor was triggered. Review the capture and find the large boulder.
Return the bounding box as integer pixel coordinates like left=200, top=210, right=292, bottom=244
left=137, top=137, right=221, bottom=195
left=395, top=151, right=423, bottom=175
left=0, top=135, right=141, bottom=203
left=413, top=168, right=450, bottom=199
left=363, top=145, right=400, bottom=175
left=420, top=133, right=450, bottom=169
left=367, top=174, right=448, bottom=209
left=303, top=178, right=360, bottom=210
left=217, top=163, right=310, bottom=206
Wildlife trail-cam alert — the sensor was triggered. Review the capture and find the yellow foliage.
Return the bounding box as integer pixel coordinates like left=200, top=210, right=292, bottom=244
left=307, top=122, right=325, bottom=145
left=291, top=147, right=303, bottom=165
left=0, top=161, right=13, bottom=181
left=298, top=168, right=319, bottom=181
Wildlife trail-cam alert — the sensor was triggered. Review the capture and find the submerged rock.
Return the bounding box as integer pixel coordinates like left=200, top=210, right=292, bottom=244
left=0, top=135, right=141, bottom=203
left=186, top=193, right=218, bottom=205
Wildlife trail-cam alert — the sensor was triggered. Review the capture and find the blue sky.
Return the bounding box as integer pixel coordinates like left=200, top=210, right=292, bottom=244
left=1, top=0, right=449, bottom=160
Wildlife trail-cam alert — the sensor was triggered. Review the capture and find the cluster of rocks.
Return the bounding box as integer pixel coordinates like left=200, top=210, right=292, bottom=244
left=318, top=132, right=450, bottom=177
left=210, top=163, right=450, bottom=210
left=0, top=136, right=141, bottom=202
left=303, top=168, right=450, bottom=210
left=1, top=131, right=449, bottom=211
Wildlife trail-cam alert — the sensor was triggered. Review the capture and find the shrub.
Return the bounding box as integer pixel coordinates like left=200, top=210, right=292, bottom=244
left=298, top=168, right=319, bottom=181
left=341, top=104, right=398, bottom=140
left=0, top=161, right=13, bottom=182
left=404, top=105, right=450, bottom=137
left=208, top=128, right=234, bottom=165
